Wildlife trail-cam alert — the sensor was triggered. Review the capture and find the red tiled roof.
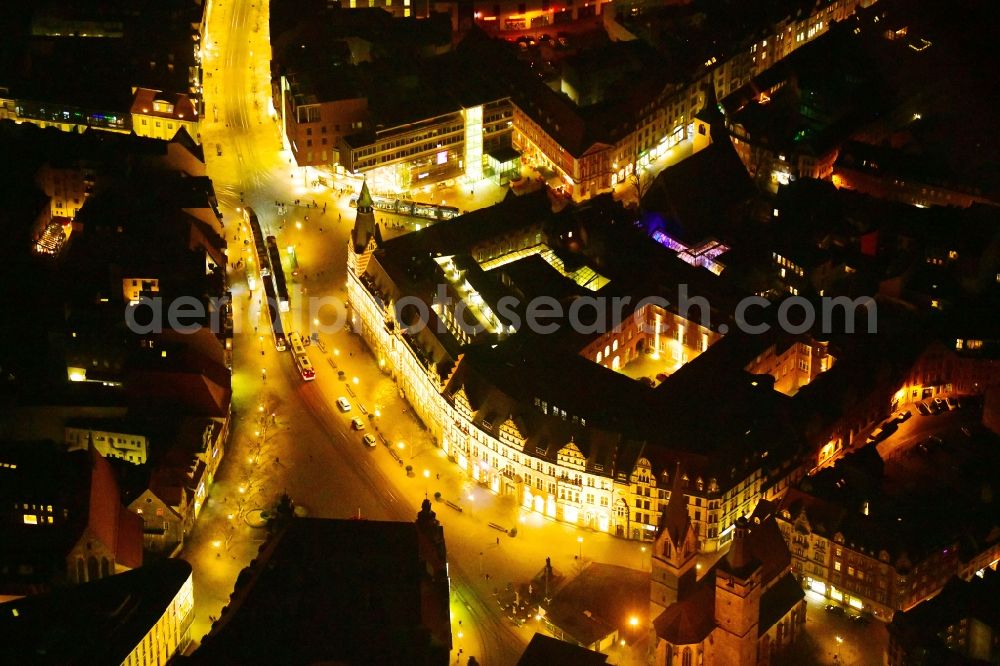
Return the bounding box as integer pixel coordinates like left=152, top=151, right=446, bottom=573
left=747, top=500, right=794, bottom=588
left=130, top=87, right=198, bottom=122
left=88, top=446, right=122, bottom=555
left=129, top=369, right=230, bottom=417
left=653, top=574, right=717, bottom=645
left=658, top=462, right=691, bottom=547
left=116, top=509, right=144, bottom=569
left=87, top=446, right=143, bottom=569
left=654, top=510, right=797, bottom=644
left=149, top=468, right=188, bottom=508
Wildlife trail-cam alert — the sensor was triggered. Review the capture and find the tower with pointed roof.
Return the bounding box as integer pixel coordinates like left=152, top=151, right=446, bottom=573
left=711, top=516, right=763, bottom=666
left=347, top=178, right=381, bottom=277
left=650, top=464, right=698, bottom=618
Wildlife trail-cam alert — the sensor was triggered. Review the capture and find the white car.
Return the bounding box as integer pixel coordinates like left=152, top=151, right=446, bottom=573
left=351, top=418, right=365, bottom=431
left=363, top=434, right=377, bottom=448
left=336, top=397, right=351, bottom=412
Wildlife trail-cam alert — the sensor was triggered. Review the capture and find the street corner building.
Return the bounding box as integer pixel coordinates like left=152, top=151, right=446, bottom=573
left=0, top=558, right=195, bottom=666
left=179, top=501, right=452, bottom=665
left=344, top=183, right=842, bottom=551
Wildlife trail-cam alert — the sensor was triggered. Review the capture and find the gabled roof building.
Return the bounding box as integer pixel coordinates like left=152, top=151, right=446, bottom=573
left=0, top=440, right=142, bottom=598
left=346, top=186, right=833, bottom=551
left=650, top=500, right=806, bottom=666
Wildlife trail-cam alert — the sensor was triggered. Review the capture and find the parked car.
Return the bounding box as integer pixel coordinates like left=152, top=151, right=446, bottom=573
left=351, top=418, right=365, bottom=430
left=850, top=613, right=871, bottom=625
left=866, top=420, right=898, bottom=444
left=946, top=396, right=960, bottom=410
left=336, top=397, right=352, bottom=412
left=363, top=434, right=376, bottom=447
left=933, top=397, right=947, bottom=411
left=825, top=604, right=845, bottom=615
left=916, top=401, right=932, bottom=416
left=893, top=409, right=912, bottom=424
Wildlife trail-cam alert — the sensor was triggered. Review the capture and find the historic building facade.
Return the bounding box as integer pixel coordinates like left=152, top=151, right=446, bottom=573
left=346, top=193, right=774, bottom=551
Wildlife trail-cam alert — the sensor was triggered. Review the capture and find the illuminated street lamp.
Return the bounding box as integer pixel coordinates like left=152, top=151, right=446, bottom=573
left=352, top=376, right=359, bottom=385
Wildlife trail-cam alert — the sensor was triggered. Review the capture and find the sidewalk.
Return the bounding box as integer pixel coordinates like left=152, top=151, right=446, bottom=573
left=309, top=326, right=659, bottom=664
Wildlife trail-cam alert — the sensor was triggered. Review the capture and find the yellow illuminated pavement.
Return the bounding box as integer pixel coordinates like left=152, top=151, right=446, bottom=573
left=181, top=1, right=889, bottom=665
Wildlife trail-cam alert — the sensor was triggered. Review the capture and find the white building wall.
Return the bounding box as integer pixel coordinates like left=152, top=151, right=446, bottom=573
left=65, top=426, right=148, bottom=465
left=348, top=270, right=763, bottom=547
left=120, top=572, right=194, bottom=666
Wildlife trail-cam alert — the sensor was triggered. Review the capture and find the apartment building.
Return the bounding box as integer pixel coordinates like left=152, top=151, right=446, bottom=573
left=513, top=0, right=874, bottom=199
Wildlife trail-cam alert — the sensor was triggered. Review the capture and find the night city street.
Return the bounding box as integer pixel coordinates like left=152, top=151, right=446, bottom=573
left=0, top=0, right=997, bottom=664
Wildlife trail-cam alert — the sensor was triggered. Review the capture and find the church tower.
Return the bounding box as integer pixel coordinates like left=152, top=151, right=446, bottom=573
left=347, top=178, right=381, bottom=277
left=711, top=516, right=762, bottom=666
left=649, top=464, right=698, bottom=618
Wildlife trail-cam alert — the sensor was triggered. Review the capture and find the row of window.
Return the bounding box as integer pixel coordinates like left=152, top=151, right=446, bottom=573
left=139, top=118, right=189, bottom=131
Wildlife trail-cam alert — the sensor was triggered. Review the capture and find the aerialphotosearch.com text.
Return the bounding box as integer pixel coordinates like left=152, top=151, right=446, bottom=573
left=125, top=284, right=877, bottom=338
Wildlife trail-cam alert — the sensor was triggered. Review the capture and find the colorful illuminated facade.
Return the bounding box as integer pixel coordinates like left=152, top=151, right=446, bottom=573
left=345, top=189, right=833, bottom=551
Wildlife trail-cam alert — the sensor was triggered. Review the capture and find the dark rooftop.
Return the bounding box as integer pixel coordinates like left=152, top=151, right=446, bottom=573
left=787, top=428, right=1000, bottom=564
left=545, top=562, right=649, bottom=647
left=517, top=633, right=609, bottom=666
left=641, top=136, right=756, bottom=247
left=187, top=517, right=450, bottom=666
left=889, top=570, right=1000, bottom=662
left=655, top=506, right=802, bottom=643
left=0, top=558, right=193, bottom=665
